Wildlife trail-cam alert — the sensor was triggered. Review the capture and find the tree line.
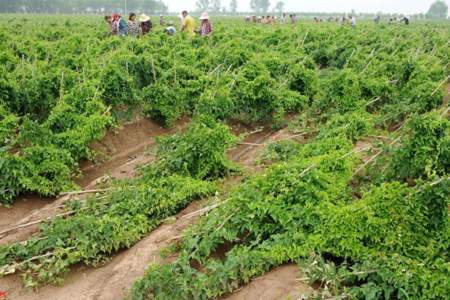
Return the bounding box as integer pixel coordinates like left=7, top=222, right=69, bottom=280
left=195, top=0, right=286, bottom=14
left=0, top=0, right=447, bottom=18
left=0, top=0, right=168, bottom=14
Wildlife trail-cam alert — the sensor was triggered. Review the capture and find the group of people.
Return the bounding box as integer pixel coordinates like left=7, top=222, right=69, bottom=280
left=244, top=13, right=414, bottom=28
left=104, top=10, right=213, bottom=37
left=245, top=13, right=356, bottom=26
left=104, top=13, right=151, bottom=36
left=245, top=14, right=298, bottom=24
left=104, top=10, right=413, bottom=38
left=388, top=15, right=411, bottom=25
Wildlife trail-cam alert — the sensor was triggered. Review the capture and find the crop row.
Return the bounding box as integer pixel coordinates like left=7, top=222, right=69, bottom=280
left=0, top=16, right=448, bottom=298
left=1, top=17, right=448, bottom=204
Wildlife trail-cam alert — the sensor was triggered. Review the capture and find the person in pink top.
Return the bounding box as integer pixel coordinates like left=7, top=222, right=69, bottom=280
left=199, top=12, right=213, bottom=37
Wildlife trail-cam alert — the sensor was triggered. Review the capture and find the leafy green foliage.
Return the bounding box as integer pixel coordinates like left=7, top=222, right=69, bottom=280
left=317, top=110, right=374, bottom=142
left=0, top=16, right=449, bottom=299
left=0, top=115, right=238, bottom=285
left=131, top=138, right=357, bottom=299
left=142, top=83, right=183, bottom=127
left=0, top=104, right=18, bottom=147
left=315, top=68, right=363, bottom=114
left=156, top=116, right=238, bottom=179
left=19, top=146, right=76, bottom=196
left=132, top=141, right=449, bottom=299
left=260, top=140, right=303, bottom=163
left=195, top=83, right=235, bottom=121
left=389, top=112, right=449, bottom=180
left=100, top=63, right=139, bottom=109
left=0, top=174, right=214, bottom=287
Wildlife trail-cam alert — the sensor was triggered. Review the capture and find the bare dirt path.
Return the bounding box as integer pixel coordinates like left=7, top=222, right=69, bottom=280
left=0, top=122, right=293, bottom=300
left=223, top=264, right=313, bottom=300
left=0, top=201, right=203, bottom=300
left=228, top=123, right=304, bottom=173
left=0, top=117, right=186, bottom=245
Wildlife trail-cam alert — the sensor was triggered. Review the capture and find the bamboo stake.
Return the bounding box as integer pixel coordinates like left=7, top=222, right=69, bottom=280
left=0, top=252, right=55, bottom=275
left=343, top=49, right=356, bottom=69
left=365, top=97, right=381, bottom=107
left=0, top=211, right=74, bottom=237
left=236, top=133, right=307, bottom=148
left=300, top=30, right=309, bottom=47
left=431, top=75, right=450, bottom=96
left=215, top=209, right=238, bottom=232
left=440, top=106, right=450, bottom=118
left=430, top=176, right=449, bottom=186
left=360, top=58, right=373, bottom=75
left=151, top=59, right=157, bottom=83
left=0, top=247, right=76, bottom=276
left=353, top=136, right=401, bottom=176
left=59, top=188, right=113, bottom=196
left=208, top=64, right=222, bottom=76
left=181, top=200, right=229, bottom=220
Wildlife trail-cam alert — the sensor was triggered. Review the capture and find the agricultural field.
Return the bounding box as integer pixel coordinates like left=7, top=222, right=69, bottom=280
left=0, top=14, right=449, bottom=300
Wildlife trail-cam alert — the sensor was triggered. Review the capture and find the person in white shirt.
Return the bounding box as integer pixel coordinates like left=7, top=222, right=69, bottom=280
left=350, top=15, right=356, bottom=27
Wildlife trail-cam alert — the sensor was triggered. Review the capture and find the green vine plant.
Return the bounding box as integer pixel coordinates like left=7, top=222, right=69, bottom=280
left=0, top=117, right=237, bottom=287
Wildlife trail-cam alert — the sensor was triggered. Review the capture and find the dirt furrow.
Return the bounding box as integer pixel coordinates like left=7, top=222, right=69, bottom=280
left=0, top=123, right=291, bottom=300
left=222, top=264, right=313, bottom=300
left=0, top=117, right=181, bottom=244
left=0, top=201, right=203, bottom=300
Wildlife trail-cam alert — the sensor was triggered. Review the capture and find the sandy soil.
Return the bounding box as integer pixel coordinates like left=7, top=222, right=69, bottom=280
left=0, top=117, right=185, bottom=245
left=223, top=264, right=313, bottom=300
left=0, top=195, right=50, bottom=230
left=0, top=201, right=203, bottom=300
left=0, top=121, right=301, bottom=300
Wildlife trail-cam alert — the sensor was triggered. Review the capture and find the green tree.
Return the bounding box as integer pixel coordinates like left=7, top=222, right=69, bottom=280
left=0, top=0, right=168, bottom=13
left=250, top=0, right=271, bottom=14
left=196, top=0, right=210, bottom=12
left=275, top=1, right=284, bottom=13
left=229, top=0, right=238, bottom=13
left=426, top=0, right=449, bottom=19
left=211, top=0, right=221, bottom=13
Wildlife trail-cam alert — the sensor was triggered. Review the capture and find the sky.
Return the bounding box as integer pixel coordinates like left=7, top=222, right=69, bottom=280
left=165, top=0, right=449, bottom=15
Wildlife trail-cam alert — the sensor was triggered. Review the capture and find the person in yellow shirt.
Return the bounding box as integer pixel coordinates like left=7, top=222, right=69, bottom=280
left=181, top=10, right=196, bottom=37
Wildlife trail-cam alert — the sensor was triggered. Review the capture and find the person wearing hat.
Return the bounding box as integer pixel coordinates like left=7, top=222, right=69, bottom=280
left=110, top=14, right=120, bottom=35
left=128, top=13, right=140, bottom=37
left=181, top=10, right=196, bottom=37
left=165, top=21, right=177, bottom=36
left=113, top=14, right=128, bottom=36
left=140, top=14, right=152, bottom=36
left=199, top=12, right=213, bottom=37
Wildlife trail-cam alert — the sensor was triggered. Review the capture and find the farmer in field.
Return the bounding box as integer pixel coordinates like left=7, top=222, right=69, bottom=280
left=181, top=10, right=196, bottom=37
left=140, top=14, right=152, bottom=35
left=104, top=15, right=115, bottom=34
left=374, top=15, right=381, bottom=24
left=403, top=15, right=410, bottom=25
left=350, top=15, right=356, bottom=27
left=112, top=14, right=128, bottom=36
left=110, top=14, right=119, bottom=35
left=128, top=13, right=140, bottom=37
left=159, top=14, right=165, bottom=26
left=291, top=14, right=297, bottom=24
left=165, top=21, right=177, bottom=36
left=199, top=12, right=213, bottom=37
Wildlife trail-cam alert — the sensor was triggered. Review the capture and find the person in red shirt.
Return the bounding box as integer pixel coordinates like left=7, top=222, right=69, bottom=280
left=199, top=12, right=213, bottom=37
